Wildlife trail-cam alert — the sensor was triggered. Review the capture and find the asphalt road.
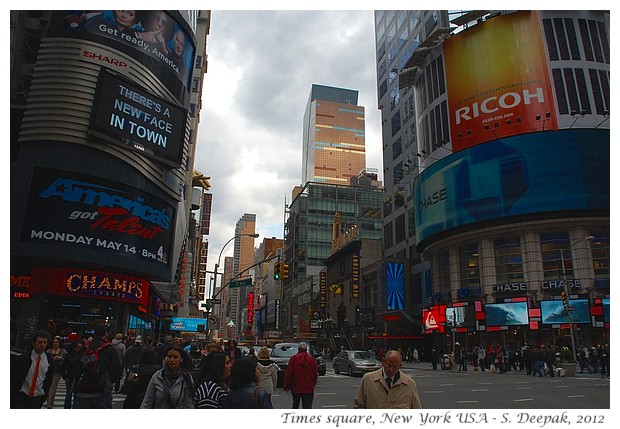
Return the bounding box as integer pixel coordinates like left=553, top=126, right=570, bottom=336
left=270, top=362, right=610, bottom=410
left=46, top=361, right=608, bottom=410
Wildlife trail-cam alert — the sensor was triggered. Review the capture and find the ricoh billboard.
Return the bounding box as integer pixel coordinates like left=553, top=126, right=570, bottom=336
left=443, top=11, right=558, bottom=151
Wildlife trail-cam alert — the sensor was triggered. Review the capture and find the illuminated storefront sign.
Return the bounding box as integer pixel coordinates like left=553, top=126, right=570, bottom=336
left=30, top=267, right=149, bottom=306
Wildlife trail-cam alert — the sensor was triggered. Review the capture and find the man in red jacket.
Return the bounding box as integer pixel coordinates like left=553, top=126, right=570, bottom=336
left=283, top=342, right=318, bottom=408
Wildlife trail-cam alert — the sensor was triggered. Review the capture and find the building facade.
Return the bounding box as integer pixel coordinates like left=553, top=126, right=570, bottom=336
left=10, top=10, right=211, bottom=348
left=375, top=10, right=609, bottom=352
left=302, top=84, right=367, bottom=186
left=282, top=175, right=384, bottom=340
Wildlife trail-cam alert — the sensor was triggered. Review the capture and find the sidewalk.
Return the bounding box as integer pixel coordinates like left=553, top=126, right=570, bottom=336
left=400, top=361, right=603, bottom=378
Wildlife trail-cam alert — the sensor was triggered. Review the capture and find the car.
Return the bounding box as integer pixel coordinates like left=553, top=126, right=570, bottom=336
left=332, top=350, right=382, bottom=376
left=270, top=342, right=326, bottom=387
left=239, top=345, right=263, bottom=357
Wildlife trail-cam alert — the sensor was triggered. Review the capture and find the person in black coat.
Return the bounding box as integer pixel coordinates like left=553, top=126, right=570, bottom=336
left=222, top=356, right=272, bottom=409
left=11, top=330, right=56, bottom=409
left=62, top=336, right=84, bottom=408
left=122, top=347, right=161, bottom=408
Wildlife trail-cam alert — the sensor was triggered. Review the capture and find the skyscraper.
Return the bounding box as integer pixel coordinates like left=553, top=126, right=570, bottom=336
left=229, top=213, right=257, bottom=336
left=302, top=84, right=366, bottom=185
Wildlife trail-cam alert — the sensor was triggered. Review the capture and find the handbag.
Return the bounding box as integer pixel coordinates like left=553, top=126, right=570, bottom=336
left=120, top=372, right=138, bottom=395
left=252, top=385, right=261, bottom=408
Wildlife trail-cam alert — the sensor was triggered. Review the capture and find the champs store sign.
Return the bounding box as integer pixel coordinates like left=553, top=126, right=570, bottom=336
left=30, top=267, right=149, bottom=307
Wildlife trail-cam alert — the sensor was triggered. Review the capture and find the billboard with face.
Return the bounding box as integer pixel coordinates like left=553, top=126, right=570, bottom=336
left=60, top=11, right=195, bottom=90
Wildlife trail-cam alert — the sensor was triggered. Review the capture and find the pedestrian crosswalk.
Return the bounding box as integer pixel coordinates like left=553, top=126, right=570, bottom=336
left=41, top=378, right=127, bottom=409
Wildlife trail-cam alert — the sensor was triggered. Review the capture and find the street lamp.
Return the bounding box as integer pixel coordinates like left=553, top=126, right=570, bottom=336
left=211, top=233, right=259, bottom=300
left=560, top=235, right=594, bottom=362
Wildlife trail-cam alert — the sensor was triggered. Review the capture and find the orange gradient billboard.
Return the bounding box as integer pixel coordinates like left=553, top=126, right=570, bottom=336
left=444, top=11, right=558, bottom=151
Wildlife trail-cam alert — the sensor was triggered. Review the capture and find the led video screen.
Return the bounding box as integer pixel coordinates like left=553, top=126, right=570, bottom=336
left=485, top=301, right=529, bottom=326
left=446, top=305, right=476, bottom=328
left=602, top=298, right=610, bottom=323
left=540, top=299, right=591, bottom=324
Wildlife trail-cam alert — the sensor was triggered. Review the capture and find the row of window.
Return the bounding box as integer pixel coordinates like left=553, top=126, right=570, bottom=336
left=435, top=231, right=610, bottom=291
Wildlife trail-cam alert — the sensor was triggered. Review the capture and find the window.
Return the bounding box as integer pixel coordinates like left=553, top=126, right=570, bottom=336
left=540, top=232, right=570, bottom=280
left=590, top=231, right=610, bottom=278
left=437, top=250, right=450, bottom=293
left=494, top=236, right=524, bottom=284
left=459, top=243, right=480, bottom=288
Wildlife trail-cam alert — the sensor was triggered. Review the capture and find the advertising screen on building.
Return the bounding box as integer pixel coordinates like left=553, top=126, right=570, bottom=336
left=20, top=168, right=174, bottom=279
left=443, top=11, right=557, bottom=151
left=540, top=299, right=591, bottom=324
left=385, top=262, right=404, bottom=310
left=446, top=305, right=476, bottom=328
left=170, top=317, right=207, bottom=332
left=602, top=298, right=610, bottom=323
left=485, top=301, right=529, bottom=326
left=414, top=129, right=609, bottom=245
left=63, top=11, right=195, bottom=89
left=91, top=70, right=187, bottom=168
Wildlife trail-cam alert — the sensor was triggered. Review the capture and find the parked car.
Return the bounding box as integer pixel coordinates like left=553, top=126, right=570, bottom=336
left=270, top=342, right=326, bottom=387
left=332, top=350, right=382, bottom=376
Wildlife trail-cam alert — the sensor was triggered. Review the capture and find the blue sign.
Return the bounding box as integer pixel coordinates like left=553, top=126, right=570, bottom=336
left=170, top=317, right=206, bottom=332
left=414, top=129, right=609, bottom=245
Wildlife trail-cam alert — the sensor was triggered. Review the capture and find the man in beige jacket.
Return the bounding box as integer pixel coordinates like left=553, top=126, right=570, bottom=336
left=354, top=349, right=422, bottom=409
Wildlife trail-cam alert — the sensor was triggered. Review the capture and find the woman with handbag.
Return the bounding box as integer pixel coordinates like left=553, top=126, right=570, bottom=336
left=121, top=347, right=160, bottom=408
left=222, top=356, right=272, bottom=409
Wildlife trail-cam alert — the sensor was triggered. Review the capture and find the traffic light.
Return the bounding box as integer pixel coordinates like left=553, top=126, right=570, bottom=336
left=281, top=263, right=289, bottom=279
left=274, top=262, right=281, bottom=280
left=561, top=291, right=569, bottom=309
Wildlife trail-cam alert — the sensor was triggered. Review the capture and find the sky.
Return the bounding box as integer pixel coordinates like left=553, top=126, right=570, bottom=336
left=194, top=10, right=383, bottom=275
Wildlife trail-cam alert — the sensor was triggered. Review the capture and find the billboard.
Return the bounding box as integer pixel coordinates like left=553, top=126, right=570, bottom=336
left=91, top=70, right=187, bottom=168
left=63, top=11, right=195, bottom=89
left=414, top=129, right=609, bottom=245
left=446, top=305, right=476, bottom=328
left=602, top=298, right=610, bottom=323
left=540, top=299, right=591, bottom=324
left=485, top=301, right=529, bottom=326
left=444, top=11, right=557, bottom=151
left=170, top=317, right=207, bottom=332
left=20, top=168, right=174, bottom=279
left=385, top=262, right=404, bottom=310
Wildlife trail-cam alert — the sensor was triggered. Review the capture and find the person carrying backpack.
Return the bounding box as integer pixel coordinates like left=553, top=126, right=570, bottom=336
left=74, top=324, right=122, bottom=408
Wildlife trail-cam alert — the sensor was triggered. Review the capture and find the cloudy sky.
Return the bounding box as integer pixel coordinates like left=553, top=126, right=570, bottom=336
left=193, top=10, right=383, bottom=273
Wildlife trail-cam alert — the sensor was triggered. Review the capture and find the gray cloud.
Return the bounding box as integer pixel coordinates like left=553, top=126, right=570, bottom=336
left=193, top=10, right=382, bottom=272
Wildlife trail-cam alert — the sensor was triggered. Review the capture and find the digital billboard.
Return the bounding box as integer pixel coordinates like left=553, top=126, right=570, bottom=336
left=602, top=298, right=610, bottom=323
left=170, top=317, right=207, bottom=332
left=485, top=301, right=529, bottom=326
left=91, top=70, right=187, bottom=168
left=385, top=262, right=404, bottom=310
left=443, top=11, right=557, bottom=151
left=540, top=299, right=591, bottom=324
left=20, top=168, right=174, bottom=279
left=63, top=11, right=195, bottom=89
left=414, top=129, right=609, bottom=245
left=446, top=305, right=476, bottom=328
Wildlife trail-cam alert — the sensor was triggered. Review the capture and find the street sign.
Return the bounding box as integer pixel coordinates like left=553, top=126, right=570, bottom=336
left=566, top=306, right=576, bottom=311
left=205, top=299, right=221, bottom=305
left=208, top=315, right=218, bottom=325
left=198, top=301, right=210, bottom=311
left=229, top=278, right=252, bottom=288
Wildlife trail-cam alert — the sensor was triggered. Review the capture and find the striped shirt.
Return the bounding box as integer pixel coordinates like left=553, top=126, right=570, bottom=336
left=194, top=380, right=227, bottom=408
